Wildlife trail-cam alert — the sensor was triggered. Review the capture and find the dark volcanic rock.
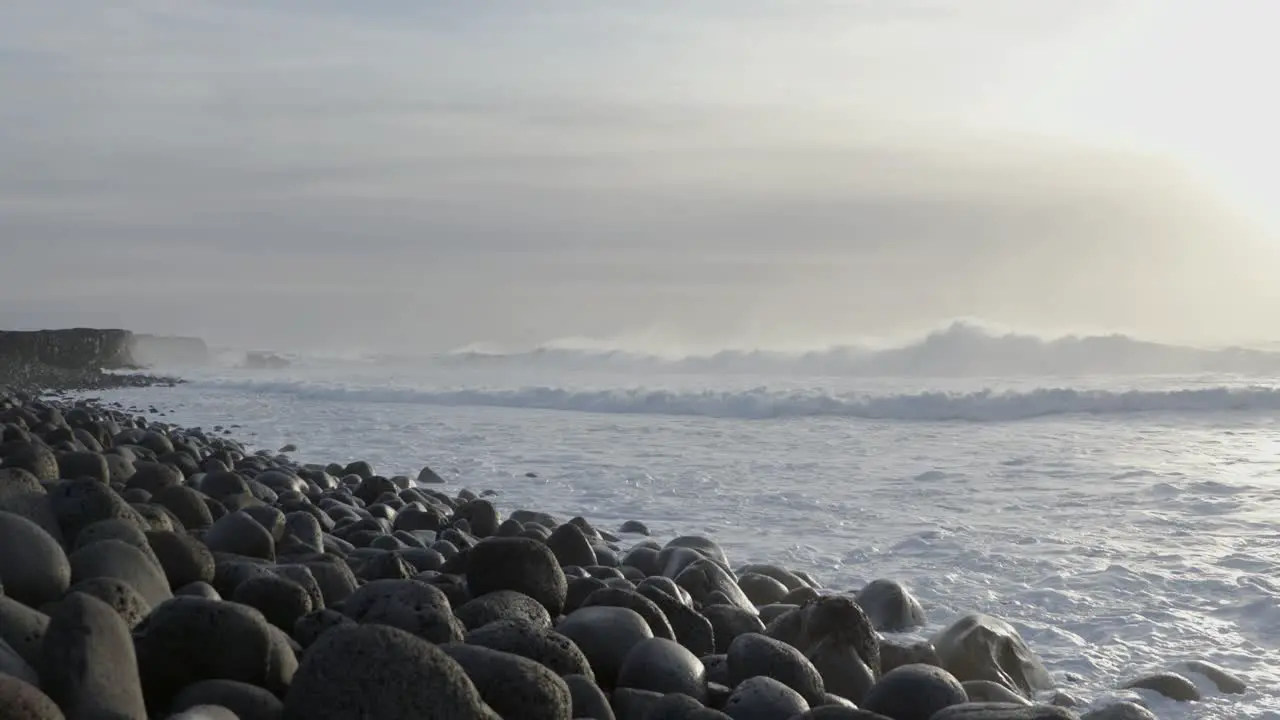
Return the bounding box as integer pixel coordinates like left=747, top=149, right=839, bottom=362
left=861, top=664, right=967, bottom=720
left=57, top=451, right=111, bottom=484
left=49, top=478, right=145, bottom=545
left=855, top=579, right=927, bottom=632
left=66, top=576, right=152, bottom=630
left=705, top=604, right=766, bottom=654
left=616, top=637, right=708, bottom=704
left=204, top=510, right=275, bottom=561
left=234, top=575, right=315, bottom=633
left=579, top=587, right=676, bottom=641
left=722, top=676, right=809, bottom=720
left=39, top=591, right=148, bottom=720
left=547, top=522, right=597, bottom=567
left=0, top=594, right=49, bottom=669
left=557, top=605, right=654, bottom=690
left=172, top=679, right=285, bottom=720
left=342, top=578, right=463, bottom=644
left=727, top=632, right=826, bottom=707
left=467, top=537, right=568, bottom=616
left=0, top=467, right=63, bottom=542
left=456, top=590, right=552, bottom=631
left=440, top=643, right=573, bottom=720
left=0, top=510, right=70, bottom=608
left=134, top=597, right=296, bottom=714
left=564, top=674, right=615, bottom=720
left=283, top=624, right=495, bottom=720
left=68, top=538, right=172, bottom=608
left=0, top=674, right=65, bottom=720
left=466, top=620, right=595, bottom=681
left=146, top=530, right=216, bottom=590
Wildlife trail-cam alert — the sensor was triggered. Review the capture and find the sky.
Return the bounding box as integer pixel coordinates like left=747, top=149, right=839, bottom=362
left=3, top=0, right=1280, bottom=353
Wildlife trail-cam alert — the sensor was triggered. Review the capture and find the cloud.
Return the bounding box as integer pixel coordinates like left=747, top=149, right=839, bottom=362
left=1, top=1, right=1276, bottom=351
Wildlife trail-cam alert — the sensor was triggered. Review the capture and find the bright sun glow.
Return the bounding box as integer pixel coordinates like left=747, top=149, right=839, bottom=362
left=1028, top=2, right=1280, bottom=233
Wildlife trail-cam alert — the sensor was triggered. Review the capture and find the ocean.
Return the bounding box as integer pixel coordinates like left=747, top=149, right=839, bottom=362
left=98, top=327, right=1280, bottom=719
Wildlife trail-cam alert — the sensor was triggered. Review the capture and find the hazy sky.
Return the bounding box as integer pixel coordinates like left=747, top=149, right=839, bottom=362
left=3, top=1, right=1279, bottom=352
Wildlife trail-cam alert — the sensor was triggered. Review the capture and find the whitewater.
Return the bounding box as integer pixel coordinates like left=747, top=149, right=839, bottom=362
left=101, top=326, right=1280, bottom=718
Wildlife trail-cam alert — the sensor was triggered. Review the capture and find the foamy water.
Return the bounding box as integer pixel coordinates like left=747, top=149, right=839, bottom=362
left=87, top=353, right=1280, bottom=719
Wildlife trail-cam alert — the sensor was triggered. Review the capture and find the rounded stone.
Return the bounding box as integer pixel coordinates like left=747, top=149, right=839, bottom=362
left=737, top=573, right=790, bottom=606
left=0, top=594, right=50, bottom=668
left=153, top=486, right=214, bottom=530
left=855, top=579, right=927, bottom=632
left=293, top=608, right=356, bottom=649
left=204, top=510, right=275, bottom=561
left=38, top=591, right=147, bottom=720
left=456, top=590, right=552, bottom=631
left=964, top=680, right=1032, bottom=705
left=616, top=637, right=708, bottom=703
left=440, top=643, right=573, bottom=720
left=727, top=632, right=825, bottom=706
left=580, top=587, right=676, bottom=641
left=172, top=679, right=285, bottom=720
left=806, top=636, right=877, bottom=706
left=932, top=614, right=1051, bottom=698
left=134, top=596, right=296, bottom=713
left=557, top=605, right=654, bottom=689
left=467, top=537, right=568, bottom=616
left=145, top=530, right=216, bottom=589
left=453, top=499, right=500, bottom=538
left=66, top=576, right=151, bottom=629
left=282, top=624, right=495, bottom=720
left=722, top=676, right=809, bottom=720
left=0, top=674, right=65, bottom=720
left=466, top=620, right=595, bottom=681
left=0, top=510, right=70, bottom=608
left=861, top=664, right=967, bottom=720
left=705, top=604, right=767, bottom=654
left=68, top=538, right=173, bottom=608
left=126, top=461, right=184, bottom=495
left=57, top=451, right=110, bottom=484
left=1123, top=671, right=1202, bottom=702
left=233, top=575, right=314, bottom=633
left=342, top=578, right=463, bottom=644
left=547, top=522, right=597, bottom=567
left=564, top=673, right=615, bottom=720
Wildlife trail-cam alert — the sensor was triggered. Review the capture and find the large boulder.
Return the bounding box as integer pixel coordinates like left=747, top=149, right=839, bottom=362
left=0, top=510, right=70, bottom=608
left=466, top=537, right=568, bottom=616
left=283, top=624, right=497, bottom=719
left=39, top=592, right=148, bottom=720
left=932, top=614, right=1052, bottom=698
left=854, top=579, right=926, bottom=632
left=133, top=597, right=296, bottom=714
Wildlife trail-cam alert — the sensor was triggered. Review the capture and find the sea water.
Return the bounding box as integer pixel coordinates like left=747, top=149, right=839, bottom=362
left=87, top=345, right=1280, bottom=719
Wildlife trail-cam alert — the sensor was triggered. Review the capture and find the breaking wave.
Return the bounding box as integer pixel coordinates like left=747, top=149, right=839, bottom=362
left=414, top=322, right=1280, bottom=377
left=190, top=380, right=1280, bottom=422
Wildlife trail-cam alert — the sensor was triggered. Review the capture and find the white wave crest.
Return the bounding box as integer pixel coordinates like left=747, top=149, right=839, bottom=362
left=414, top=322, right=1280, bottom=377
left=190, top=380, right=1280, bottom=422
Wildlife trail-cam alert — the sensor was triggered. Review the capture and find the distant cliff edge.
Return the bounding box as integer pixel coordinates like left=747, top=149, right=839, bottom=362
left=0, top=328, right=137, bottom=371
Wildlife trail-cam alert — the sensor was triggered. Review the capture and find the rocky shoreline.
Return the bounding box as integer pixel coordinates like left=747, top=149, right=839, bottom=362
left=0, top=390, right=1251, bottom=719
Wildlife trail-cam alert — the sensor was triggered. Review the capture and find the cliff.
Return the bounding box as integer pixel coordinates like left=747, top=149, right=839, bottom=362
left=0, top=328, right=137, bottom=370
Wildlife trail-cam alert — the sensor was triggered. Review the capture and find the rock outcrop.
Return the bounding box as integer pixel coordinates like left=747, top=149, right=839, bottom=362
left=0, top=329, right=136, bottom=371
left=0, top=329, right=180, bottom=392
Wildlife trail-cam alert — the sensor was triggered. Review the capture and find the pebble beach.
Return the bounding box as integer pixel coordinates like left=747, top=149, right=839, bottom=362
left=0, top=378, right=1260, bottom=720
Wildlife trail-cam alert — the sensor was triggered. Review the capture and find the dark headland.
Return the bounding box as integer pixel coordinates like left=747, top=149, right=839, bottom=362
left=0, top=331, right=1250, bottom=719
left=0, top=328, right=195, bottom=394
